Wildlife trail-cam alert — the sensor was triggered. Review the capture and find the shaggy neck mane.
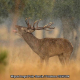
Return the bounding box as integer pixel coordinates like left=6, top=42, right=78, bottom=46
left=22, top=33, right=40, bottom=54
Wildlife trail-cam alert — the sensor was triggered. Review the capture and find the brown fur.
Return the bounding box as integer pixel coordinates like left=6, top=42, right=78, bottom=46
left=14, top=25, right=73, bottom=65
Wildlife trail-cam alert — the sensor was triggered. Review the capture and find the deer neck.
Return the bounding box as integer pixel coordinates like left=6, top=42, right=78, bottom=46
left=22, top=33, right=40, bottom=53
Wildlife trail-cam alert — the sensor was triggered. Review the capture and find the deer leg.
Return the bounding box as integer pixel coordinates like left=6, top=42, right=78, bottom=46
left=58, top=53, right=65, bottom=65
left=40, top=58, right=44, bottom=64
left=58, top=52, right=71, bottom=65
left=63, top=52, right=71, bottom=64
left=37, top=57, right=44, bottom=68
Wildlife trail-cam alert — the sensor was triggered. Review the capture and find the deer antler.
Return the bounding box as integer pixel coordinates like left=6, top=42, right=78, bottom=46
left=42, top=22, right=55, bottom=30
left=25, top=17, right=31, bottom=29
left=33, top=20, right=38, bottom=29
left=25, top=18, right=55, bottom=30
left=34, top=20, right=55, bottom=30
left=36, top=19, right=41, bottom=28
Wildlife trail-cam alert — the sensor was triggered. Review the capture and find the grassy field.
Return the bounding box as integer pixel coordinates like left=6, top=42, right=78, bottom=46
left=0, top=26, right=80, bottom=80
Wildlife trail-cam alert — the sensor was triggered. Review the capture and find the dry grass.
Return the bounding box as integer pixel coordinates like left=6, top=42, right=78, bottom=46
left=0, top=26, right=80, bottom=80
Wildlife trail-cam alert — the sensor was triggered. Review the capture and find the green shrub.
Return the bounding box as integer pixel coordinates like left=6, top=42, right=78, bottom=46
left=0, top=50, right=8, bottom=65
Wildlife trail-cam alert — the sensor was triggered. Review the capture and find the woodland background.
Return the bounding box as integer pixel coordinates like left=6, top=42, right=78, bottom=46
left=0, top=0, right=80, bottom=80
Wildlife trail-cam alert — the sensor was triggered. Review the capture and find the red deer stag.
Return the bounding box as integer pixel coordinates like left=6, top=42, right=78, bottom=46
left=13, top=18, right=73, bottom=65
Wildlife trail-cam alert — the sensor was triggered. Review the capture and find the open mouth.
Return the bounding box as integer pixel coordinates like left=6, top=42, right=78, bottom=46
left=13, top=25, right=19, bottom=33
left=13, top=30, right=17, bottom=33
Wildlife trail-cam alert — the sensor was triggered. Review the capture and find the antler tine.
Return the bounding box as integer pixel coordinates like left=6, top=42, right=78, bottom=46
left=25, top=18, right=28, bottom=25
left=44, top=24, right=48, bottom=28
left=44, top=22, right=54, bottom=28
left=36, top=19, right=41, bottom=29
left=28, top=17, right=31, bottom=28
left=25, top=18, right=55, bottom=31
left=44, top=22, right=55, bottom=30
left=25, top=17, right=32, bottom=29
left=34, top=21, right=55, bottom=31
left=33, top=20, right=38, bottom=29
left=48, top=22, right=54, bottom=27
left=25, top=18, right=29, bottom=27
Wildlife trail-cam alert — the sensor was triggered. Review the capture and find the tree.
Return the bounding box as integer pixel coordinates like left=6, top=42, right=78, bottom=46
left=0, top=0, right=9, bottom=23
left=53, top=0, right=80, bottom=59
left=0, top=0, right=54, bottom=38
left=22, top=0, right=54, bottom=38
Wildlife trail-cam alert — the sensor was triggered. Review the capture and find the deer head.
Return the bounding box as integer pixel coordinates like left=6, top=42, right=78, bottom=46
left=13, top=18, right=55, bottom=35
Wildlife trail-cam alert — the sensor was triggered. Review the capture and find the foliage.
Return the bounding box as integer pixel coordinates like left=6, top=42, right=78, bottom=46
left=0, top=0, right=54, bottom=21
left=53, top=0, right=80, bottom=19
left=0, top=0, right=80, bottom=21
left=72, top=0, right=80, bottom=19
left=21, top=0, right=54, bottom=20
left=0, top=0, right=9, bottom=23
left=0, top=49, right=8, bottom=65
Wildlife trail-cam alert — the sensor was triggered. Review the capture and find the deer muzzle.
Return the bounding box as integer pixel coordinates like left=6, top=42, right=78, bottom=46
left=13, top=30, right=17, bottom=33
left=13, top=25, right=19, bottom=33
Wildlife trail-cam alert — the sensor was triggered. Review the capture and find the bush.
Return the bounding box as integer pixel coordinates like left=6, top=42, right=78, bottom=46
left=0, top=50, right=8, bottom=65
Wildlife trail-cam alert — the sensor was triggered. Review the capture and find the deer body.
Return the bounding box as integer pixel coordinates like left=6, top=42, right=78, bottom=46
left=13, top=18, right=73, bottom=64
left=21, top=32, right=73, bottom=64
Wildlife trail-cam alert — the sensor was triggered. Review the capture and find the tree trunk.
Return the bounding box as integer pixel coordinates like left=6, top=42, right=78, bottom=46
left=61, top=17, right=79, bottom=60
